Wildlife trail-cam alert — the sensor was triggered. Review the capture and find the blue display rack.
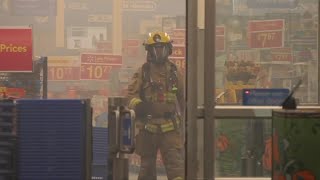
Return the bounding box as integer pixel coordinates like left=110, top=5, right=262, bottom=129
left=16, top=99, right=92, bottom=180
left=92, top=127, right=108, bottom=180
left=0, top=99, right=17, bottom=180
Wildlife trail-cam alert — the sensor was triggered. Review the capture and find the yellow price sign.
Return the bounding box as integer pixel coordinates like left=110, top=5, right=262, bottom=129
left=0, top=87, right=7, bottom=93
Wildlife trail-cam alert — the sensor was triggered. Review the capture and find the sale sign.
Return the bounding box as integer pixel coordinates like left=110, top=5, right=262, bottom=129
left=248, top=19, right=284, bottom=48
left=216, top=26, right=225, bottom=52
left=0, top=28, right=33, bottom=72
left=80, top=53, right=122, bottom=80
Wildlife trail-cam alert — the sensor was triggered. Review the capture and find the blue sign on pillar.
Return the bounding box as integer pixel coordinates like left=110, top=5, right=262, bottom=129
left=119, top=110, right=135, bottom=153
left=242, top=88, right=290, bottom=106
left=122, top=113, right=132, bottom=146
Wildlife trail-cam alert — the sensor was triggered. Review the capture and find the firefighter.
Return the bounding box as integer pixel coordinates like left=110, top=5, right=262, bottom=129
left=127, top=31, right=185, bottom=180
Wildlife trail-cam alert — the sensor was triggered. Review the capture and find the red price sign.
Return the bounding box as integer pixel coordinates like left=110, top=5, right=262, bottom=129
left=171, top=46, right=185, bottom=58
left=96, top=41, right=112, bottom=53
left=123, top=39, right=140, bottom=48
left=126, top=47, right=139, bottom=57
left=249, top=31, right=283, bottom=48
left=216, top=36, right=225, bottom=52
left=271, top=48, right=292, bottom=62
left=171, top=29, right=186, bottom=46
left=248, top=19, right=284, bottom=48
left=48, top=67, right=80, bottom=81
left=169, top=58, right=185, bottom=72
left=216, top=26, right=225, bottom=52
left=80, top=64, right=113, bottom=80
left=172, top=38, right=185, bottom=45
left=123, top=39, right=140, bottom=57
left=172, top=29, right=186, bottom=39
left=0, top=28, right=33, bottom=72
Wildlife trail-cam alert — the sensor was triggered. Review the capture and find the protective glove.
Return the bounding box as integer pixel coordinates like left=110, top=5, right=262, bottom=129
left=135, top=101, right=152, bottom=118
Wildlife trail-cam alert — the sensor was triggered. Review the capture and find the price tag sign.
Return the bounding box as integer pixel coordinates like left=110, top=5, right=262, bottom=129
left=216, top=26, right=225, bottom=52
left=80, top=64, right=113, bottom=80
left=248, top=19, right=284, bottom=48
left=80, top=53, right=122, bottom=80
left=171, top=46, right=185, bottom=58
left=171, top=29, right=186, bottom=46
left=169, top=57, right=185, bottom=72
left=271, top=48, right=292, bottom=63
left=48, top=67, right=80, bottom=81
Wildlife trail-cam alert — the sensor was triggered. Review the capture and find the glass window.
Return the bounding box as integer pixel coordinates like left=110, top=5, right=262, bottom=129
left=215, top=118, right=271, bottom=177
left=215, top=0, right=319, bottom=105
left=0, top=0, right=186, bottom=179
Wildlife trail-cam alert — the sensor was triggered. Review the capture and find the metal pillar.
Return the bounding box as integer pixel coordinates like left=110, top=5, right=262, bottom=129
left=108, top=97, right=127, bottom=180
left=42, top=57, right=48, bottom=99
left=318, top=1, right=320, bottom=104
left=204, top=0, right=216, bottom=179
left=112, top=0, right=122, bottom=55
left=113, top=156, right=129, bottom=180
left=186, top=0, right=198, bottom=179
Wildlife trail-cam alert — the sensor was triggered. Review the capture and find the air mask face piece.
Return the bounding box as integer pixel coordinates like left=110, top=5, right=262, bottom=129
left=148, top=43, right=170, bottom=64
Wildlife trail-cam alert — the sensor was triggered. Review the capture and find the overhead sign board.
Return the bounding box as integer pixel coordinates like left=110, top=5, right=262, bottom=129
left=123, top=0, right=157, bottom=11
left=0, top=28, right=33, bottom=72
left=88, top=14, right=112, bottom=23
left=242, top=88, right=289, bottom=106
left=67, top=2, right=88, bottom=10
left=12, top=0, right=57, bottom=16
left=247, top=0, right=298, bottom=9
